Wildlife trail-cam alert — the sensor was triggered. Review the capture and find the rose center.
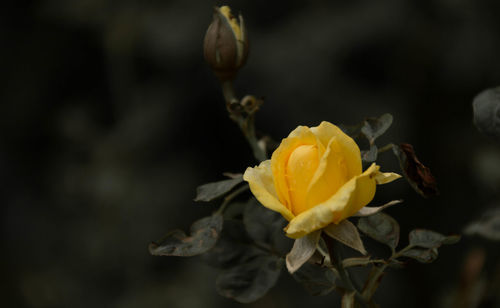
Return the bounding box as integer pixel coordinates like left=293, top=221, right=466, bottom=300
left=285, top=144, right=320, bottom=215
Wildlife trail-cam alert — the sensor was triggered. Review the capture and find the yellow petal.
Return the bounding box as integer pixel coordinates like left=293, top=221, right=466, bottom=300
left=285, top=163, right=380, bottom=239
left=374, top=172, right=402, bottom=184
left=310, top=121, right=362, bottom=178
left=243, top=160, right=294, bottom=221
left=219, top=6, right=242, bottom=41
left=270, top=126, right=324, bottom=212
left=286, top=144, right=320, bottom=215
left=345, top=163, right=379, bottom=220
left=306, top=137, right=350, bottom=209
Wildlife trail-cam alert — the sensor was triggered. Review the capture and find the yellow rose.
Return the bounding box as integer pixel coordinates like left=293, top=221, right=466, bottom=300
left=243, top=121, right=401, bottom=239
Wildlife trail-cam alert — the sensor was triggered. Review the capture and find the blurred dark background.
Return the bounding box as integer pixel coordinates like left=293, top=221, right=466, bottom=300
left=2, top=0, right=500, bottom=307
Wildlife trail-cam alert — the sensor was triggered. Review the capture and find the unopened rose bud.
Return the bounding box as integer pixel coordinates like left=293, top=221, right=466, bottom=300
left=203, top=6, right=249, bottom=81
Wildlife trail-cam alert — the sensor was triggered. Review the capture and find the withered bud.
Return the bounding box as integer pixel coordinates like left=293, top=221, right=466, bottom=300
left=203, top=6, right=249, bottom=81
left=393, top=143, right=439, bottom=198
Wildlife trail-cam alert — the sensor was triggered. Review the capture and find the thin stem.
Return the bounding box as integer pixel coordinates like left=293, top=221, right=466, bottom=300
left=361, top=264, right=388, bottom=300
left=361, top=244, right=415, bottom=302
left=322, top=234, right=367, bottom=306
left=240, top=115, right=267, bottom=162
left=217, top=184, right=249, bottom=214
left=220, top=80, right=267, bottom=162
left=390, top=244, right=414, bottom=259
left=343, top=259, right=386, bottom=268
left=221, top=80, right=239, bottom=108
left=377, top=143, right=394, bottom=154
left=336, top=244, right=363, bottom=292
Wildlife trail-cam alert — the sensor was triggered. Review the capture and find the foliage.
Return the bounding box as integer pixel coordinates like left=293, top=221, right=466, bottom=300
left=149, top=5, right=461, bottom=307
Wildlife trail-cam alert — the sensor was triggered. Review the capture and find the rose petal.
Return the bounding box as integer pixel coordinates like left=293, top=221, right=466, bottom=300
left=306, top=137, right=350, bottom=209
left=270, top=126, right=324, bottom=212
left=285, top=164, right=379, bottom=239
left=243, top=160, right=294, bottom=221
left=374, top=171, right=401, bottom=184
left=310, top=121, right=362, bottom=178
left=285, top=144, right=321, bottom=214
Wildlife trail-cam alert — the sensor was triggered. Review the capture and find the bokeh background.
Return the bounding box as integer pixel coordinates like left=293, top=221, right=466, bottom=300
left=2, top=0, right=500, bottom=307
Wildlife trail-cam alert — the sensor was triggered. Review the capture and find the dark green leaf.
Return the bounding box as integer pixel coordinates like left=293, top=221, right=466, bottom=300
left=244, top=198, right=291, bottom=254
left=361, top=113, right=393, bottom=143
left=201, top=219, right=255, bottom=268
left=216, top=255, right=283, bottom=303
left=205, top=216, right=284, bottom=303
left=222, top=201, right=247, bottom=219
left=358, top=213, right=400, bottom=251
left=244, top=198, right=285, bottom=243
left=339, top=123, right=363, bottom=139
left=324, top=220, right=367, bottom=255
left=354, top=200, right=403, bottom=217
left=472, top=86, right=500, bottom=139
left=409, top=229, right=460, bottom=248
left=149, top=214, right=223, bottom=257
left=194, top=176, right=244, bottom=202
left=442, top=235, right=461, bottom=245
left=362, top=144, right=378, bottom=162
left=400, top=247, right=438, bottom=263
left=202, top=237, right=248, bottom=268
left=286, top=231, right=320, bottom=274
left=222, top=172, right=243, bottom=179
left=293, top=262, right=336, bottom=296
left=392, top=143, right=438, bottom=198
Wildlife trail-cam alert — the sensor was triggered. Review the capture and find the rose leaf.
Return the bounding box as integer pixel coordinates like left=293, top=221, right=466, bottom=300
left=149, top=213, right=223, bottom=257
left=201, top=219, right=254, bottom=268
left=243, top=198, right=290, bottom=253
left=400, top=247, right=439, bottom=263
left=354, top=200, right=403, bottom=217
left=324, top=220, right=367, bottom=255
left=293, top=262, right=337, bottom=296
left=361, top=144, right=378, bottom=162
left=409, top=229, right=461, bottom=249
left=357, top=213, right=400, bottom=251
left=215, top=254, right=283, bottom=303
left=361, top=113, right=393, bottom=143
left=286, top=231, right=321, bottom=274
left=194, top=175, right=244, bottom=202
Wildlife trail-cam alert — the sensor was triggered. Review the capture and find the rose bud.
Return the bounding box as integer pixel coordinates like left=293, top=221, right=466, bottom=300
left=203, top=6, right=249, bottom=81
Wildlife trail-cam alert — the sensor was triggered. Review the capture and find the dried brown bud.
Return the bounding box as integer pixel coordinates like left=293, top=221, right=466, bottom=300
left=393, top=143, right=439, bottom=198
left=203, top=6, right=249, bottom=81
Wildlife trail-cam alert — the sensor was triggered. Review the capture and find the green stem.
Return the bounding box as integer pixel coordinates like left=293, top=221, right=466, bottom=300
left=361, top=264, right=388, bottom=300
left=377, top=143, right=394, bottom=154
left=361, top=245, right=415, bottom=301
left=322, top=234, right=367, bottom=306
left=221, top=80, right=267, bottom=162
left=221, top=80, right=239, bottom=108
left=217, top=184, right=249, bottom=214
left=240, top=115, right=267, bottom=162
